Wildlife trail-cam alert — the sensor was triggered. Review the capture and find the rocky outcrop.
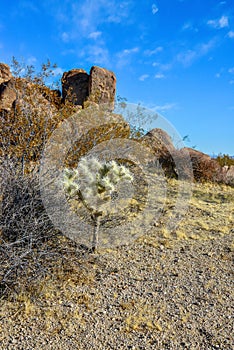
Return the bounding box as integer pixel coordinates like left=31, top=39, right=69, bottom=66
left=62, top=69, right=89, bottom=106
left=0, top=78, right=16, bottom=111
left=140, top=128, right=177, bottom=177
left=64, top=104, right=130, bottom=168
left=89, top=66, right=116, bottom=106
left=0, top=63, right=12, bottom=85
left=221, top=165, right=234, bottom=186
left=0, top=63, right=122, bottom=171
left=180, top=148, right=221, bottom=182
left=61, top=66, right=116, bottom=109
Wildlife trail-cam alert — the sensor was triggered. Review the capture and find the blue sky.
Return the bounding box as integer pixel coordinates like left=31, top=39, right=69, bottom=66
left=0, top=0, right=234, bottom=155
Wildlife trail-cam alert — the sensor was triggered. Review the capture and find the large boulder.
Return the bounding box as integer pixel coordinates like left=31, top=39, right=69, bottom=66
left=221, top=165, right=234, bottom=186
left=180, top=147, right=221, bottom=182
left=61, top=66, right=116, bottom=109
left=140, top=128, right=177, bottom=177
left=89, top=66, right=116, bottom=107
left=64, top=104, right=130, bottom=168
left=0, top=78, right=17, bottom=111
left=61, top=69, right=89, bottom=106
left=0, top=63, right=12, bottom=85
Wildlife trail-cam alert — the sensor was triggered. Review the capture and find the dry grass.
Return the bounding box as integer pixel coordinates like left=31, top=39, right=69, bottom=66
left=0, top=176, right=233, bottom=348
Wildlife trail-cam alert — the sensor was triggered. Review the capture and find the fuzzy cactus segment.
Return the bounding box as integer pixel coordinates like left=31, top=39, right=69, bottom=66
left=63, top=157, right=133, bottom=214
left=62, top=168, right=79, bottom=197
left=62, top=157, right=134, bottom=252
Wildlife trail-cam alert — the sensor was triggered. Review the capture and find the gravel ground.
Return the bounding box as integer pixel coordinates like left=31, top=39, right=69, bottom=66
left=0, top=232, right=233, bottom=350
left=0, top=179, right=233, bottom=350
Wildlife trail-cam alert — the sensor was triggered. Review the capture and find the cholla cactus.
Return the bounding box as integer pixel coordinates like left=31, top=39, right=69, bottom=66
left=63, top=156, right=134, bottom=251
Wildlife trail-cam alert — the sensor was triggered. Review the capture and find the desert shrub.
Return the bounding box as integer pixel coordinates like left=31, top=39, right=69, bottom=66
left=0, top=58, right=77, bottom=170
left=0, top=157, right=60, bottom=295
left=216, top=154, right=234, bottom=167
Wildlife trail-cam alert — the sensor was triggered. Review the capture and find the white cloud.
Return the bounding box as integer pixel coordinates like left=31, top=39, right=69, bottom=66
left=152, top=103, right=177, bottom=112
left=20, top=1, right=39, bottom=13
left=229, top=80, right=234, bottom=84
left=177, top=38, right=217, bottom=67
left=50, top=0, right=132, bottom=44
left=228, top=31, right=234, bottom=38
left=152, top=62, right=171, bottom=71
left=80, top=44, right=110, bottom=66
left=207, top=15, right=229, bottom=29
left=61, top=32, right=70, bottom=43
left=26, top=56, right=37, bottom=65
left=139, top=74, right=149, bottom=81
left=154, top=73, right=165, bottom=79
left=228, top=67, right=234, bottom=74
left=52, top=67, right=64, bottom=76
left=118, top=47, right=139, bottom=56
left=181, top=21, right=198, bottom=32
left=144, top=46, right=163, bottom=56
left=78, top=0, right=132, bottom=33
left=152, top=3, right=159, bottom=15
left=215, top=73, right=221, bottom=78
left=88, top=31, right=102, bottom=40
left=182, top=22, right=192, bottom=31
left=116, top=47, right=139, bottom=68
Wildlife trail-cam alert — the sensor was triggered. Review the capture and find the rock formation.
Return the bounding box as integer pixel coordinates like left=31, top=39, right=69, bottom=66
left=0, top=62, right=123, bottom=171
left=0, top=63, right=12, bottom=85
left=62, top=69, right=89, bottom=106
left=0, top=78, right=16, bottom=111
left=179, top=148, right=221, bottom=182
left=61, top=66, right=116, bottom=109
left=89, top=66, right=116, bottom=106
left=140, top=128, right=177, bottom=177
left=0, top=62, right=232, bottom=186
left=221, top=165, right=234, bottom=186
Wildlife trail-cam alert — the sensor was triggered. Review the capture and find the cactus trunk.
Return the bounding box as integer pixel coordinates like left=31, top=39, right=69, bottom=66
left=92, top=214, right=101, bottom=252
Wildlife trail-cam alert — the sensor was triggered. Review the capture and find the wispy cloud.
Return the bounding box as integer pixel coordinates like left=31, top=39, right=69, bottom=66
left=49, top=0, right=133, bottom=41
left=228, top=67, right=234, bottom=74
left=19, top=1, right=39, bottom=13
left=177, top=38, right=217, bottom=67
left=227, top=30, right=234, bottom=38
left=144, top=46, right=163, bottom=56
left=154, top=73, right=165, bottom=79
left=139, top=74, right=149, bottom=81
left=26, top=56, right=37, bottom=65
left=79, top=44, right=110, bottom=66
left=152, top=103, right=177, bottom=112
left=61, top=32, right=70, bottom=43
left=181, top=21, right=198, bottom=32
left=116, top=47, right=139, bottom=68
left=207, top=15, right=229, bottom=29
left=152, top=3, right=159, bottom=15
left=152, top=62, right=171, bottom=71
left=119, top=47, right=139, bottom=56
left=52, top=67, right=64, bottom=76
left=88, top=31, right=102, bottom=40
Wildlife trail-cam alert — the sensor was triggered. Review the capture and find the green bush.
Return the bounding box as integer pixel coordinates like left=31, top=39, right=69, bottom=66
left=216, top=154, right=234, bottom=167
